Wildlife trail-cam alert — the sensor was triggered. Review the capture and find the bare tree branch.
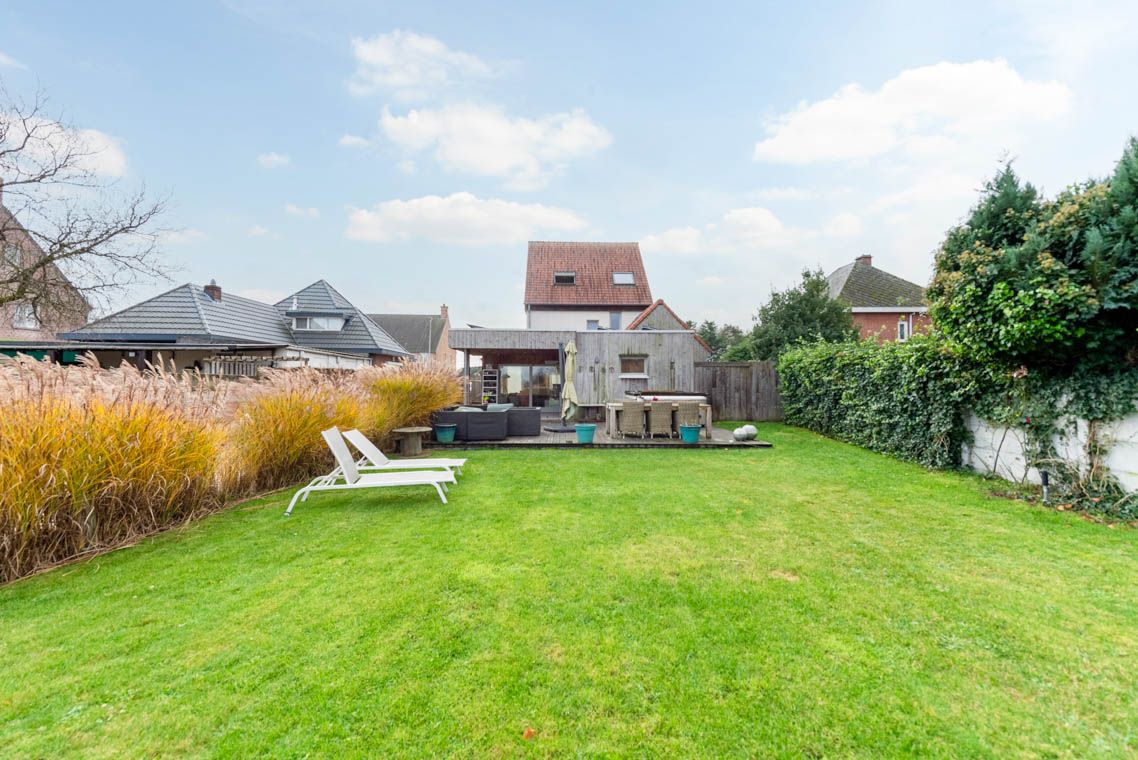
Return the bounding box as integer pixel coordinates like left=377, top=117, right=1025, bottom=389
left=0, top=84, right=169, bottom=324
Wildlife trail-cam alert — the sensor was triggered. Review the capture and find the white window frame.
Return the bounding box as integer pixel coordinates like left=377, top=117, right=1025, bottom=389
left=293, top=316, right=344, bottom=332
left=619, top=354, right=648, bottom=378
left=897, top=319, right=909, bottom=342
left=553, top=271, right=576, bottom=285
left=612, top=271, right=635, bottom=286
left=12, top=303, right=40, bottom=330
left=3, top=243, right=20, bottom=267
left=609, top=312, right=621, bottom=330
left=586, top=319, right=600, bottom=331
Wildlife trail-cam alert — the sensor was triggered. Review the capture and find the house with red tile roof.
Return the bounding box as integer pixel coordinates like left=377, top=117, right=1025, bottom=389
left=524, top=241, right=654, bottom=330
left=450, top=241, right=710, bottom=414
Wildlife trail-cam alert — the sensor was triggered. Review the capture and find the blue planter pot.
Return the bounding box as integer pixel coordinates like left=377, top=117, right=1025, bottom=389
left=679, top=425, right=701, bottom=444
left=434, top=423, right=457, bottom=443
left=575, top=423, right=596, bottom=444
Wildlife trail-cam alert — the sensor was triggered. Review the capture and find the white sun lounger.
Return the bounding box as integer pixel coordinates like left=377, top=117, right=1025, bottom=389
left=341, top=428, right=467, bottom=477
left=285, top=428, right=456, bottom=516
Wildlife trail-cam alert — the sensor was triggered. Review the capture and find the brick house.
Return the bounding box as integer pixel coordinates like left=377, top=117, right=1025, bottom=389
left=826, top=255, right=930, bottom=342
left=368, top=305, right=456, bottom=365
left=0, top=192, right=89, bottom=344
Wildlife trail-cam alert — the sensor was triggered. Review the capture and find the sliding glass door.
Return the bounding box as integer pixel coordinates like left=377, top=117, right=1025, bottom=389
left=500, top=364, right=561, bottom=410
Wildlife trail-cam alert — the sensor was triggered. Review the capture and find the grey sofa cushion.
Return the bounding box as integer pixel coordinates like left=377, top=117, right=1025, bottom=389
left=507, top=407, right=542, bottom=436
left=465, top=410, right=508, bottom=440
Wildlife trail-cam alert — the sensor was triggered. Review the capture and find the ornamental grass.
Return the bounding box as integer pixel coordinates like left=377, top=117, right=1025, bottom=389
left=0, top=357, right=224, bottom=582
left=0, top=357, right=461, bottom=582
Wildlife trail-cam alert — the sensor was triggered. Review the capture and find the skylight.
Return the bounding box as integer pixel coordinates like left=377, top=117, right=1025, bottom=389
left=612, top=272, right=635, bottom=285
left=554, top=271, right=576, bottom=285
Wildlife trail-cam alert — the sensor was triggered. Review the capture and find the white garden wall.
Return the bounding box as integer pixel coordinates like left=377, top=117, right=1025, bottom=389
left=962, top=410, right=1138, bottom=491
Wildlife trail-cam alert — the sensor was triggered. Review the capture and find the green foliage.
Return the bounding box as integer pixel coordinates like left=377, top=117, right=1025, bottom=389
left=692, top=320, right=745, bottom=360
left=725, top=269, right=859, bottom=360
left=778, top=336, right=983, bottom=468
left=928, top=142, right=1138, bottom=368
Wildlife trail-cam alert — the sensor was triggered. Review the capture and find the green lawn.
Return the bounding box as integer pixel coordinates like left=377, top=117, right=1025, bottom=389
left=2, top=424, right=1137, bottom=757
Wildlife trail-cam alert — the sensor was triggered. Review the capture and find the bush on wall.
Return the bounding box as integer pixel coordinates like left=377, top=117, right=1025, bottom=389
left=779, top=336, right=983, bottom=469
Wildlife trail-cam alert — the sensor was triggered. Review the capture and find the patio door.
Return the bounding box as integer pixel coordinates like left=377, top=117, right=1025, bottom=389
left=500, top=364, right=561, bottom=410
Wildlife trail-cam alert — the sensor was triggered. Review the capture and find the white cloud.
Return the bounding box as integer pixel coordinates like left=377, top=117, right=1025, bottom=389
left=3, top=117, right=127, bottom=177
left=721, top=206, right=807, bottom=248
left=159, top=228, right=205, bottom=245
left=348, top=30, right=496, bottom=101
left=1012, top=0, right=1138, bottom=72
left=823, top=212, right=863, bottom=238
left=641, top=226, right=703, bottom=255
left=753, top=59, right=1070, bottom=165
left=379, top=103, right=612, bottom=190
left=257, top=152, right=290, bottom=169
left=284, top=203, right=319, bottom=218
left=338, top=134, right=369, bottom=148
left=0, top=51, right=27, bottom=70
left=698, top=275, right=725, bottom=287
left=345, top=192, right=586, bottom=246
left=870, top=172, right=979, bottom=212
left=247, top=224, right=269, bottom=237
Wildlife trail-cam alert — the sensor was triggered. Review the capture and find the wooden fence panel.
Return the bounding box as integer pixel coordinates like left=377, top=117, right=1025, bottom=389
left=694, top=361, right=782, bottom=421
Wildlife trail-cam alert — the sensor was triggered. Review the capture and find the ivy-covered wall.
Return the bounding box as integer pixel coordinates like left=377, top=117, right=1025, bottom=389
left=777, top=337, right=978, bottom=469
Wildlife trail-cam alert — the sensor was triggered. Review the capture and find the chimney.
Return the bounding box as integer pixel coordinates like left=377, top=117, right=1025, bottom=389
left=204, top=279, right=222, bottom=301
left=440, top=303, right=449, bottom=321
left=855, top=254, right=873, bottom=267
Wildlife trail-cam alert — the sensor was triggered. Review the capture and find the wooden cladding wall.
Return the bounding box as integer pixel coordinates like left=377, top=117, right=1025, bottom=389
left=694, top=361, right=782, bottom=421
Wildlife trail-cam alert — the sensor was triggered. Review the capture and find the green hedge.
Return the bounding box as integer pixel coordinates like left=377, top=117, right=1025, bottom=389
left=778, top=338, right=982, bottom=468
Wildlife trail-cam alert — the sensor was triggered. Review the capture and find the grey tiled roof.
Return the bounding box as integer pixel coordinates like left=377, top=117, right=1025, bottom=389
left=65, top=280, right=409, bottom=356
left=275, top=281, right=408, bottom=356
left=367, top=314, right=445, bottom=354
left=826, top=261, right=926, bottom=309
left=64, top=284, right=292, bottom=344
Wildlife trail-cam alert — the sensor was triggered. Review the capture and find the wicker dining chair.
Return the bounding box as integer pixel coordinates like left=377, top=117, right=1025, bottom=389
left=676, top=401, right=701, bottom=437
left=619, top=400, right=646, bottom=438
left=648, top=403, right=674, bottom=438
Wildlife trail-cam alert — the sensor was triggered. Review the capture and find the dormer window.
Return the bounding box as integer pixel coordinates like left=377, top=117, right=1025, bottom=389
left=553, top=271, right=576, bottom=285
left=612, top=271, right=634, bottom=286
left=293, top=316, right=344, bottom=331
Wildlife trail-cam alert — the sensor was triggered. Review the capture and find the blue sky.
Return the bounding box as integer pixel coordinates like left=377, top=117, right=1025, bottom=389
left=2, top=0, right=1136, bottom=328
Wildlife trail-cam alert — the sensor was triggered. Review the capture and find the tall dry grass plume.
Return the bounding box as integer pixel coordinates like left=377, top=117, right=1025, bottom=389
left=222, top=368, right=366, bottom=496
left=357, top=360, right=463, bottom=441
left=0, top=356, right=226, bottom=582
left=1, top=357, right=461, bottom=582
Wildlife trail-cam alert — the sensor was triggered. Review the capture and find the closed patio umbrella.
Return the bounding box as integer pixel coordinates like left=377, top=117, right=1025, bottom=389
left=560, top=340, right=579, bottom=422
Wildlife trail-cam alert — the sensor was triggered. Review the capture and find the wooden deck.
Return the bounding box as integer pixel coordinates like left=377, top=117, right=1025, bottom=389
left=425, top=422, right=772, bottom=450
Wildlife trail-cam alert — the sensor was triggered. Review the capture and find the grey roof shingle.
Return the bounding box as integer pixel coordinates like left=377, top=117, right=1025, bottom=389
left=367, top=314, right=445, bottom=354
left=65, top=284, right=293, bottom=344
left=65, top=279, right=409, bottom=356
left=826, top=261, right=927, bottom=309
left=275, top=280, right=408, bottom=356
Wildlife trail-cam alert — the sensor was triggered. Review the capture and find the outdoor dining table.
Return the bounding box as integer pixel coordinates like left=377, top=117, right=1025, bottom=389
left=604, top=401, right=714, bottom=439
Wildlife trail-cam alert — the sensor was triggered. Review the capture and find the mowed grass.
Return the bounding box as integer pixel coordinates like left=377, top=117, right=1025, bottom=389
left=2, top=424, right=1137, bottom=758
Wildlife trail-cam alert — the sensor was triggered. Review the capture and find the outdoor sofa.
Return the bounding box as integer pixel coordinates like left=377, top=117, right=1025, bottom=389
left=433, top=404, right=543, bottom=440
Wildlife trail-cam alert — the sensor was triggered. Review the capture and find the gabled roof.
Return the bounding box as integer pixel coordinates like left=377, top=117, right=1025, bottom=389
left=628, top=299, right=712, bottom=354
left=368, top=313, right=446, bottom=354
left=64, top=279, right=408, bottom=356
left=524, top=241, right=653, bottom=307
left=826, top=260, right=927, bottom=309
left=275, top=281, right=407, bottom=356
left=64, top=283, right=293, bottom=344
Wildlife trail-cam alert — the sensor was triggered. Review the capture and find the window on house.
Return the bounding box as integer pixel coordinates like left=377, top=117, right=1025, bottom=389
left=553, top=271, right=576, bottom=285
left=293, top=316, right=344, bottom=331
left=12, top=303, right=39, bottom=330
left=586, top=319, right=600, bottom=330
left=3, top=244, right=19, bottom=267
left=619, top=355, right=647, bottom=376
left=609, top=312, right=621, bottom=330
left=897, top=319, right=909, bottom=342
left=612, top=271, right=634, bottom=286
